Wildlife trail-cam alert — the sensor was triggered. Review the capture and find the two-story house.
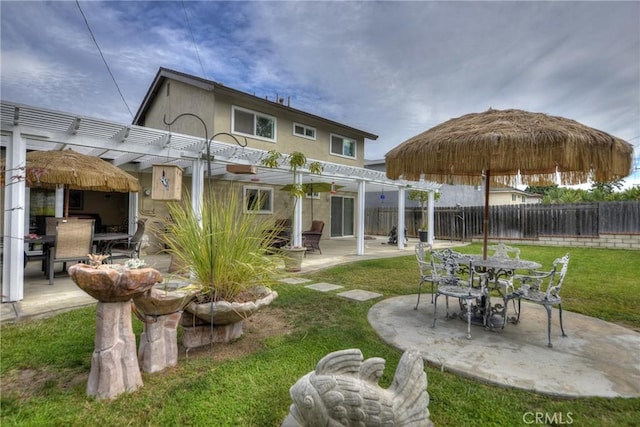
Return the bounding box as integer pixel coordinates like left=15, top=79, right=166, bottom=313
left=133, top=67, right=382, bottom=240
left=2, top=69, right=440, bottom=302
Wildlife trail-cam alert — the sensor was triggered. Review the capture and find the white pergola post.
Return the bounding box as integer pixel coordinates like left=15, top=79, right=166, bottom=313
left=397, top=187, right=406, bottom=250
left=428, top=191, right=435, bottom=245
left=292, top=170, right=303, bottom=248
left=3, top=128, right=26, bottom=302
left=191, top=159, right=205, bottom=224
left=128, top=192, right=138, bottom=233
left=356, top=179, right=366, bottom=255
left=55, top=186, right=64, bottom=217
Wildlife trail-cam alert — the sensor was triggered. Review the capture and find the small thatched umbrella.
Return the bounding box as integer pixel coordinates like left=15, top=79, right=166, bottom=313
left=1, top=149, right=140, bottom=217
left=385, top=108, right=634, bottom=258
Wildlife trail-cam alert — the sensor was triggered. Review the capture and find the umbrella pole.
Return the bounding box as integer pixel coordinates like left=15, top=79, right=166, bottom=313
left=483, top=170, right=490, bottom=260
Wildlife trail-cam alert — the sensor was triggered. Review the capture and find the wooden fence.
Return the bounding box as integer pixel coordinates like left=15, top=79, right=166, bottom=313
left=365, top=201, right=640, bottom=241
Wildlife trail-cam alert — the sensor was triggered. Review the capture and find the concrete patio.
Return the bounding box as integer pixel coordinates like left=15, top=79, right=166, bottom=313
left=2, top=236, right=638, bottom=399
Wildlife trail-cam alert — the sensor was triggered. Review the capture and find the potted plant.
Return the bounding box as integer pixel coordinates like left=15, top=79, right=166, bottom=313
left=408, top=189, right=439, bottom=242
left=261, top=150, right=322, bottom=272
left=155, top=189, right=280, bottom=346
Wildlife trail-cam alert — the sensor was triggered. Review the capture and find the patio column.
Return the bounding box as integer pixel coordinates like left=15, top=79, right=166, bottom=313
left=2, top=127, right=26, bottom=302
left=191, top=159, right=205, bottom=224
left=55, top=186, right=64, bottom=217
left=291, top=170, right=303, bottom=248
left=428, top=191, right=435, bottom=245
left=397, top=187, right=406, bottom=250
left=356, top=179, right=365, bottom=255
left=128, top=193, right=138, bottom=233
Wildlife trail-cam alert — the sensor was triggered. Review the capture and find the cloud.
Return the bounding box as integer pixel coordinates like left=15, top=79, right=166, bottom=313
left=2, top=1, right=638, bottom=161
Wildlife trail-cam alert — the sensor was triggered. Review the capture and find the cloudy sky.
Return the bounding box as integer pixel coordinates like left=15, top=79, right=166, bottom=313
left=2, top=1, right=639, bottom=169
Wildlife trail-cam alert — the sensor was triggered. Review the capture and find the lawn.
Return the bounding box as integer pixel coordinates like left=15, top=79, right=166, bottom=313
left=1, top=244, right=639, bottom=426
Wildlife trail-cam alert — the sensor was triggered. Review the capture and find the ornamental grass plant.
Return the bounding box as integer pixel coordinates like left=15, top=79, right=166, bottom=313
left=154, top=188, right=282, bottom=302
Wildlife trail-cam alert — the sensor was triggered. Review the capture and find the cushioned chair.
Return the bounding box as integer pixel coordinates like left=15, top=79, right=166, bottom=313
left=106, top=219, right=146, bottom=262
left=431, top=248, right=485, bottom=340
left=511, top=253, right=570, bottom=347
left=47, top=219, right=94, bottom=285
left=302, top=220, right=324, bottom=254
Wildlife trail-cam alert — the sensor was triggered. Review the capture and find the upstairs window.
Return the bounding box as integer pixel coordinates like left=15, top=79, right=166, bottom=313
left=243, top=186, right=273, bottom=214
left=293, top=123, right=316, bottom=140
left=232, top=106, right=276, bottom=141
left=330, top=133, right=356, bottom=158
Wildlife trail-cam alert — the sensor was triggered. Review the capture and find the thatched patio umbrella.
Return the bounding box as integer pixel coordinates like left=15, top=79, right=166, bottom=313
left=385, top=108, right=634, bottom=258
left=1, top=149, right=140, bottom=217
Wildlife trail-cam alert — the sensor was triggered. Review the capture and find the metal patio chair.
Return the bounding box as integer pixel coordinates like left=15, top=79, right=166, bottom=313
left=510, top=253, right=570, bottom=347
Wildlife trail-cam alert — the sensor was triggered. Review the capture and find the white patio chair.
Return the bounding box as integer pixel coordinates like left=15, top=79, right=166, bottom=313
left=511, top=253, right=570, bottom=347
left=431, top=248, right=486, bottom=340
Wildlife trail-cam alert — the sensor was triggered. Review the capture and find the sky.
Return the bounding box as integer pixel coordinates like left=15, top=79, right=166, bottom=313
left=1, top=1, right=639, bottom=180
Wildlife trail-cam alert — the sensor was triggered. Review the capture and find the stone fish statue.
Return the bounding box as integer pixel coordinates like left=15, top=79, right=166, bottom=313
left=282, top=348, right=433, bottom=427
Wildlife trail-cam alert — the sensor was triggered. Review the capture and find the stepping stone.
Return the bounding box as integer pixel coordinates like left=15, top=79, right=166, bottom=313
left=305, top=283, right=344, bottom=292
left=337, top=289, right=383, bottom=301
left=279, top=278, right=312, bottom=285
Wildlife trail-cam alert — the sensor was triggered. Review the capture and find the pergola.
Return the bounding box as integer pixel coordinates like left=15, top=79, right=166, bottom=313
left=1, top=101, right=440, bottom=302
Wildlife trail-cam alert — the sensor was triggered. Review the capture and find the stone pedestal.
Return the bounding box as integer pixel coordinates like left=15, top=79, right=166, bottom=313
left=87, top=301, right=143, bottom=400
left=138, top=311, right=183, bottom=373
left=180, top=312, right=244, bottom=348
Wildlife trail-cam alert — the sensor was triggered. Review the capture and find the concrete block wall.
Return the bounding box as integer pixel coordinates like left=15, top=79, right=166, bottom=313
left=470, top=233, right=640, bottom=250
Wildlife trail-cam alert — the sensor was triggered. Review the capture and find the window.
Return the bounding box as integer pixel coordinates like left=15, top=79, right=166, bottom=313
left=243, top=186, right=273, bottom=213
left=512, top=194, right=517, bottom=202
left=232, top=106, right=276, bottom=141
left=293, top=123, right=316, bottom=140
left=330, top=134, right=356, bottom=158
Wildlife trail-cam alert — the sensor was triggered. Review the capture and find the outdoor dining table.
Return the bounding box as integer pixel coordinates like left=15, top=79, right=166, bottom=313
left=454, top=254, right=543, bottom=330
left=26, top=233, right=131, bottom=250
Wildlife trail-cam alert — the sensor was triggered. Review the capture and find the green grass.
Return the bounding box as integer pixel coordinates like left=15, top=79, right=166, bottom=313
left=1, top=244, right=639, bottom=426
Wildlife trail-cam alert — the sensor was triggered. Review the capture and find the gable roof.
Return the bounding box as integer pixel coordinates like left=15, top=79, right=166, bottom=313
left=133, top=67, right=379, bottom=141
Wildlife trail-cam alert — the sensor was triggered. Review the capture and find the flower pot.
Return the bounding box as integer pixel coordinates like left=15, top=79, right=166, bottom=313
left=181, top=286, right=278, bottom=347
left=282, top=247, right=307, bottom=272
left=418, top=230, right=429, bottom=243
left=133, top=282, right=196, bottom=316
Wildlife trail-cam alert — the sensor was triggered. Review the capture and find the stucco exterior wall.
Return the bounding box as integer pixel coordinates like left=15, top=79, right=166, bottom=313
left=142, top=78, right=366, bottom=167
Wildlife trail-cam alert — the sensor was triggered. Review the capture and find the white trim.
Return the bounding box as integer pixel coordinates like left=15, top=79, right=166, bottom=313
left=329, top=133, right=356, bottom=159
left=293, top=122, right=316, bottom=140
left=231, top=105, right=277, bottom=142
left=242, top=185, right=274, bottom=214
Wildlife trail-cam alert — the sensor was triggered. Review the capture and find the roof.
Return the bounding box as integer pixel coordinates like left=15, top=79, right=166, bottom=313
left=133, top=67, right=379, bottom=141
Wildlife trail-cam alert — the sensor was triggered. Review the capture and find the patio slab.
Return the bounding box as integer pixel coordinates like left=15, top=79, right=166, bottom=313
left=368, top=294, right=640, bottom=398
left=337, top=289, right=383, bottom=301
left=304, top=282, right=344, bottom=292
left=278, top=278, right=312, bottom=285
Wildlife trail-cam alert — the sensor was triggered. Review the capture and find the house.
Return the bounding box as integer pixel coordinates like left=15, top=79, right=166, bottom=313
left=133, top=67, right=383, bottom=240
left=364, top=159, right=540, bottom=207
left=1, top=71, right=440, bottom=301
left=488, top=187, right=542, bottom=205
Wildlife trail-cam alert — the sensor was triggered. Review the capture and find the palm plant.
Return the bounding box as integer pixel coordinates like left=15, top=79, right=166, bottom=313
left=156, top=188, right=280, bottom=302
